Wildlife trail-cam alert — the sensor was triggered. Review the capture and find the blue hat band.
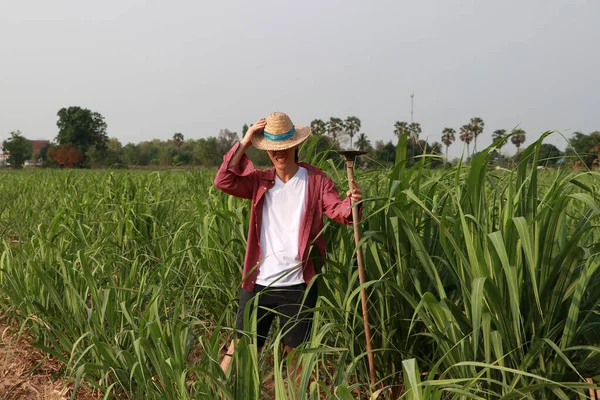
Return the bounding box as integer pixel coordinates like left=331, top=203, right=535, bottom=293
left=263, top=126, right=295, bottom=141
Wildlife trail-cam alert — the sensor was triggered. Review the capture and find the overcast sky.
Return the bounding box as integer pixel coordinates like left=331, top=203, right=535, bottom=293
left=1, top=0, right=598, bottom=157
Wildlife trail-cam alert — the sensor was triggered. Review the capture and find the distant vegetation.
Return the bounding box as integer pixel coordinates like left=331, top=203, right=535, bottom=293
left=2, top=106, right=600, bottom=170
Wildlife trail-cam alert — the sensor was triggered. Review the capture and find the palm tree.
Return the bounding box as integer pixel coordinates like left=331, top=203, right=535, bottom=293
left=441, top=128, right=456, bottom=166
left=459, top=124, right=474, bottom=158
left=511, top=129, right=526, bottom=153
left=310, top=119, right=326, bottom=135
left=327, top=117, right=344, bottom=146
left=408, top=123, right=422, bottom=160
left=173, top=132, right=184, bottom=154
left=344, top=116, right=361, bottom=149
left=394, top=121, right=420, bottom=161
left=408, top=122, right=422, bottom=140
left=355, top=133, right=371, bottom=151
left=492, top=129, right=507, bottom=149
left=394, top=121, right=410, bottom=138
left=470, top=117, right=485, bottom=154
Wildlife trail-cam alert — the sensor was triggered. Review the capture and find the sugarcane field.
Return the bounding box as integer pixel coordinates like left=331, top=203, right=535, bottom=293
left=1, top=128, right=599, bottom=399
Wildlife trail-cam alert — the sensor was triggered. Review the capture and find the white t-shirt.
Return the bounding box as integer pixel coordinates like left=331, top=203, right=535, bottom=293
left=255, top=166, right=308, bottom=287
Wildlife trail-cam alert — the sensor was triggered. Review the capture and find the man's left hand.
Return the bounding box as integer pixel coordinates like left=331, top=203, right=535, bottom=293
left=347, top=179, right=362, bottom=203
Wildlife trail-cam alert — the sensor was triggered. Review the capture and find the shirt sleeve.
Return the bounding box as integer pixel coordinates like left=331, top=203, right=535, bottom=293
left=321, top=174, right=362, bottom=225
left=213, top=142, right=257, bottom=200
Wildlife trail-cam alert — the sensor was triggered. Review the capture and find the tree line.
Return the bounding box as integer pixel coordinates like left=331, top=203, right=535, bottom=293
left=2, top=106, right=599, bottom=169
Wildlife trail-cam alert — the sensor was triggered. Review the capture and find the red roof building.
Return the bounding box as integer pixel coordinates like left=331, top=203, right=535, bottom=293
left=0, top=152, right=9, bottom=167
left=31, top=140, right=50, bottom=156
left=1, top=140, right=50, bottom=167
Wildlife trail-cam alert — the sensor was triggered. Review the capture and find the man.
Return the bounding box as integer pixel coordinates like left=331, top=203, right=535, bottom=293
left=214, top=112, right=362, bottom=384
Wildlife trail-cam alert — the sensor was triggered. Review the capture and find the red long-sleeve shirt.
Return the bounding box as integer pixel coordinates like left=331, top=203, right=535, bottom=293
left=214, top=142, right=358, bottom=291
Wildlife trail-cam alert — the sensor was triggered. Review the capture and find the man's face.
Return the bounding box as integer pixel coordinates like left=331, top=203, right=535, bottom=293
left=267, top=147, right=296, bottom=169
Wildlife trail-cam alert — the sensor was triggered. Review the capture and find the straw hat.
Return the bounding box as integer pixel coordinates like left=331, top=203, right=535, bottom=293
left=251, top=112, right=311, bottom=151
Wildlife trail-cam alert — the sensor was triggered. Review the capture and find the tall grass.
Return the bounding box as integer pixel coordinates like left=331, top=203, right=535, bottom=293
left=0, top=134, right=598, bottom=399
left=352, top=133, right=600, bottom=398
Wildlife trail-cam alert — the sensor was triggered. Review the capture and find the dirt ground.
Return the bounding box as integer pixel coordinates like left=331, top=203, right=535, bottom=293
left=0, top=325, right=99, bottom=400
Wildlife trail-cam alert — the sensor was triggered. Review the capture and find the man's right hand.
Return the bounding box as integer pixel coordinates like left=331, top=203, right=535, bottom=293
left=241, top=118, right=267, bottom=148
left=228, top=118, right=267, bottom=168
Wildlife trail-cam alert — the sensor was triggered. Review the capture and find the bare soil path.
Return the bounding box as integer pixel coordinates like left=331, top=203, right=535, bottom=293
left=0, top=324, right=99, bottom=400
